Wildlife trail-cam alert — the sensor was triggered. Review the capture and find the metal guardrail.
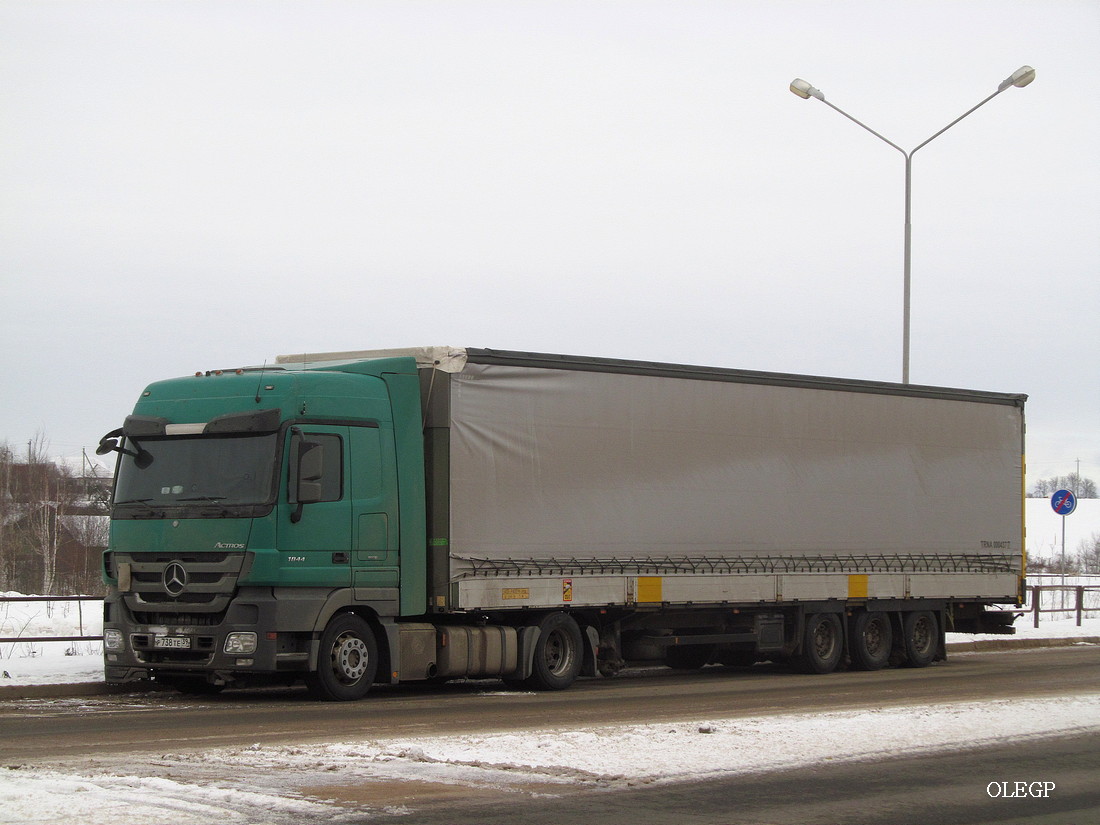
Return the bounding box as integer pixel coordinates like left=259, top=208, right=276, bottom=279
left=1028, top=585, right=1100, bottom=628
left=0, top=595, right=104, bottom=644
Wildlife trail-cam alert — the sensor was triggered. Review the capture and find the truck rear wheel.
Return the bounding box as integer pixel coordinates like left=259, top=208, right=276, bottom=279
left=795, top=612, right=844, bottom=674
left=849, top=611, right=893, bottom=671
left=307, top=613, right=379, bottom=701
left=902, top=610, right=938, bottom=668
left=526, top=613, right=583, bottom=691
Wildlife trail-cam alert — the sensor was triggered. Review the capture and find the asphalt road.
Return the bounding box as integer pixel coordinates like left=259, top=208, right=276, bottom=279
left=2, top=647, right=1098, bottom=824
left=368, top=731, right=1100, bottom=825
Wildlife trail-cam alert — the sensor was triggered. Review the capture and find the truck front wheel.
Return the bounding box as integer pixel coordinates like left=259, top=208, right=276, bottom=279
left=526, top=613, right=583, bottom=691
left=307, top=613, right=379, bottom=701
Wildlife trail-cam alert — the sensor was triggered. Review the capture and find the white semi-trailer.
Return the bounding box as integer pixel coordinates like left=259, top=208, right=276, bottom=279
left=101, top=348, right=1025, bottom=699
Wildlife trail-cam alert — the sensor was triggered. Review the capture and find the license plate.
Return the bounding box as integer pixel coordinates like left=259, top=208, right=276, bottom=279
left=153, top=636, right=192, bottom=649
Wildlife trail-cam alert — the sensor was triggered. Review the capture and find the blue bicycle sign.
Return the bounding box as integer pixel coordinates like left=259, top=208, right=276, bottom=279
left=1050, top=489, right=1077, bottom=516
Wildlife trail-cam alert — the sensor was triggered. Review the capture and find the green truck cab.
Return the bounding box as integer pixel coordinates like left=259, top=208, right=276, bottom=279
left=101, top=357, right=433, bottom=699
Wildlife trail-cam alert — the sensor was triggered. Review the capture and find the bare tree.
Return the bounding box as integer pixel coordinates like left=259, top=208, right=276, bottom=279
left=1028, top=472, right=1097, bottom=499
left=23, top=434, right=61, bottom=594
left=0, top=442, right=13, bottom=591
left=1079, top=532, right=1100, bottom=575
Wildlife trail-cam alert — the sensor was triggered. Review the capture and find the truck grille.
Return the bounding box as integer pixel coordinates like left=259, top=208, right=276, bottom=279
left=117, top=551, right=247, bottom=616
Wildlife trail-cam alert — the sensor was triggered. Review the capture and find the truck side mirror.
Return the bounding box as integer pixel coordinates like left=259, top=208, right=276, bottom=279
left=96, top=430, right=123, bottom=456
left=96, top=428, right=155, bottom=469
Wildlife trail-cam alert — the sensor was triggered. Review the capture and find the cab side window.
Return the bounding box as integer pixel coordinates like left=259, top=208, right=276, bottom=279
left=305, top=433, right=343, bottom=502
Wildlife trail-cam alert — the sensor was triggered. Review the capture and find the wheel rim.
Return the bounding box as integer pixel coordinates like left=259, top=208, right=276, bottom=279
left=813, top=618, right=837, bottom=660
left=911, top=616, right=934, bottom=656
left=544, top=628, right=576, bottom=677
left=864, top=617, right=887, bottom=656
left=331, top=632, right=370, bottom=684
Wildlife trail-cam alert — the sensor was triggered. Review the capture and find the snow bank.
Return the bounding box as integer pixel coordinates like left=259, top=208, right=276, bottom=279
left=0, top=770, right=354, bottom=825
left=328, top=694, right=1100, bottom=784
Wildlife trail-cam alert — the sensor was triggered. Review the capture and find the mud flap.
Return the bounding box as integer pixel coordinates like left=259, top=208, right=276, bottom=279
left=582, top=625, right=600, bottom=677
left=511, top=625, right=541, bottom=681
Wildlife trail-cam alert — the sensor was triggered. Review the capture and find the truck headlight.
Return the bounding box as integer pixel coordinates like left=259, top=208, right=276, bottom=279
left=224, top=632, right=258, bottom=655
left=103, top=629, right=124, bottom=650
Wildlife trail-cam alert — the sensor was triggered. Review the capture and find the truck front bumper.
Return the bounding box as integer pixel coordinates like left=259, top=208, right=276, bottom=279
left=103, top=586, right=317, bottom=685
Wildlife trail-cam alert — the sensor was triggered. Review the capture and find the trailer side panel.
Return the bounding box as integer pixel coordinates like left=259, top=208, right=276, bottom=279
left=438, top=361, right=1023, bottom=608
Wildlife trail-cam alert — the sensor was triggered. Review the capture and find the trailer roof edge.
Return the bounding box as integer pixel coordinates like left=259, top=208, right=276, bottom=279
left=463, top=348, right=1027, bottom=407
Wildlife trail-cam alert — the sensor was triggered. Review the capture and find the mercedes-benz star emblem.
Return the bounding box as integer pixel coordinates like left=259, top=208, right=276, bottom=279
left=163, top=562, right=188, bottom=597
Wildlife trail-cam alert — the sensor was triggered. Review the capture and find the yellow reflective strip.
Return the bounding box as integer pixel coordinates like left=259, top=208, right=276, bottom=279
left=848, top=574, right=869, bottom=599
left=637, top=576, right=663, bottom=603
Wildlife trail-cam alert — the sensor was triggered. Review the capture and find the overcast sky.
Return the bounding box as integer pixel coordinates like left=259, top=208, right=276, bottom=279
left=2, top=0, right=1097, bottom=485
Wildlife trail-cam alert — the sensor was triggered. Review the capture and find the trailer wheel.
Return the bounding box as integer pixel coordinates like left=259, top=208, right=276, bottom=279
left=902, top=610, right=938, bottom=668
left=526, top=613, right=583, bottom=691
left=795, top=613, right=844, bottom=674
left=849, top=611, right=893, bottom=671
left=306, top=613, right=379, bottom=701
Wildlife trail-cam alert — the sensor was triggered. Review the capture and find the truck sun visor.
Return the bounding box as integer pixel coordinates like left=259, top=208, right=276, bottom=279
left=203, top=407, right=282, bottom=435
left=122, top=415, right=169, bottom=437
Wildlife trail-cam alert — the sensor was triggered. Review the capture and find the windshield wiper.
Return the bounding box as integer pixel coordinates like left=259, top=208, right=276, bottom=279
left=177, top=495, right=235, bottom=517
left=112, top=498, right=164, bottom=518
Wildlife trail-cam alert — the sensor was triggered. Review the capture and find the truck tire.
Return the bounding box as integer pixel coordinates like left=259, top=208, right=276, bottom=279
left=795, top=612, right=844, bottom=674
left=849, top=611, right=893, bottom=671
left=307, top=613, right=379, bottom=701
left=902, top=610, right=938, bottom=668
left=526, top=613, right=583, bottom=691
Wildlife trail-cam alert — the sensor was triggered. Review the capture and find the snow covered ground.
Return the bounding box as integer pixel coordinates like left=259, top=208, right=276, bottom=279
left=0, top=595, right=104, bottom=686
left=3, top=592, right=1099, bottom=824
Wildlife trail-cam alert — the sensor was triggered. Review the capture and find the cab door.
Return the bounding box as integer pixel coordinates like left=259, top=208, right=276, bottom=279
left=276, top=426, right=352, bottom=586
left=350, top=425, right=400, bottom=594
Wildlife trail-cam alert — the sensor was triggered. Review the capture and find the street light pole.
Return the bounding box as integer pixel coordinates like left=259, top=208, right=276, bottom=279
left=789, top=66, right=1035, bottom=384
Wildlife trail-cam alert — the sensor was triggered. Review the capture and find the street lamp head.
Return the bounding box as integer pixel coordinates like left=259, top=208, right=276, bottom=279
left=789, top=78, right=825, bottom=101
left=998, top=65, right=1036, bottom=92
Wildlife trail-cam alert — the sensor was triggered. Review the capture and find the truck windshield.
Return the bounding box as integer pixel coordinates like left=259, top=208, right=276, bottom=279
left=113, top=433, right=278, bottom=513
